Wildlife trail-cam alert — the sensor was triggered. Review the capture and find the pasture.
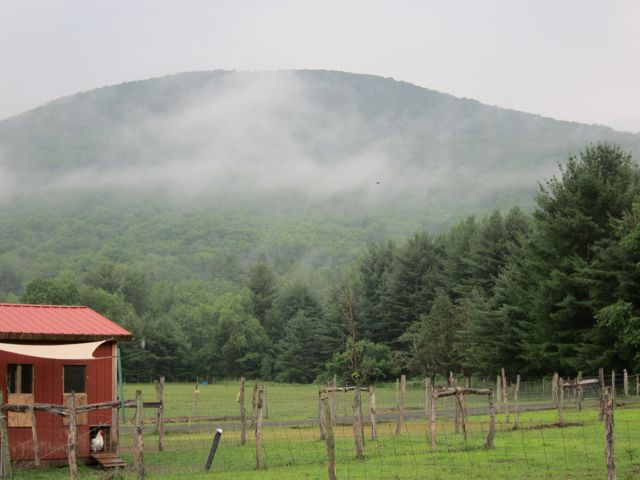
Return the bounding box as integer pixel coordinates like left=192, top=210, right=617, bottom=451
left=9, top=380, right=640, bottom=479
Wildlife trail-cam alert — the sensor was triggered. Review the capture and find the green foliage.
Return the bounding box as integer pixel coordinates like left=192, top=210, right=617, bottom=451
left=319, top=338, right=398, bottom=385
left=22, top=278, right=80, bottom=305
left=275, top=310, right=325, bottom=383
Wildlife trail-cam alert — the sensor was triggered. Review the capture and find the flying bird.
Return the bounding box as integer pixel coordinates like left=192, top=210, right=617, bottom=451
left=91, top=429, right=105, bottom=453
left=376, top=181, right=381, bottom=184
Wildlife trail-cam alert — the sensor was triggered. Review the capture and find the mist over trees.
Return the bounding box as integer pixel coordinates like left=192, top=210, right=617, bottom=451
left=9, top=143, right=640, bottom=381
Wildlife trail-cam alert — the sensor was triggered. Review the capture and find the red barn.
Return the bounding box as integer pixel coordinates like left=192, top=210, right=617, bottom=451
left=0, top=304, right=132, bottom=464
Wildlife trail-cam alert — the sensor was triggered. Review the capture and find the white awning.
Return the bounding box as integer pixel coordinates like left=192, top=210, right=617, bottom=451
left=0, top=340, right=108, bottom=359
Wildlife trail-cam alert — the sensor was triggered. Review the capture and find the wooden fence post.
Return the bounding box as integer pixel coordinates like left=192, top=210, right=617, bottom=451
left=331, top=374, right=337, bottom=425
left=501, top=368, right=510, bottom=423
left=353, top=389, right=364, bottom=459
left=155, top=376, right=165, bottom=452
left=551, top=372, right=558, bottom=407
left=513, top=374, right=521, bottom=430
left=264, top=385, right=269, bottom=419
left=556, top=376, right=564, bottom=425
left=486, top=391, right=495, bottom=449
left=455, top=391, right=467, bottom=441
left=134, top=389, right=145, bottom=480
left=604, top=387, right=616, bottom=480
left=453, top=375, right=460, bottom=434
left=425, top=377, right=431, bottom=433
left=255, top=388, right=264, bottom=469
left=251, top=383, right=258, bottom=428
left=204, top=428, right=223, bottom=472
left=67, top=392, right=78, bottom=480
left=623, top=369, right=628, bottom=397
left=395, top=374, right=406, bottom=435
left=0, top=391, right=11, bottom=479
left=636, top=374, right=639, bottom=397
left=496, top=375, right=502, bottom=413
left=576, top=371, right=583, bottom=412
left=318, top=390, right=326, bottom=440
left=321, top=394, right=337, bottom=480
left=194, top=384, right=200, bottom=422
left=29, top=405, right=39, bottom=467
left=599, top=368, right=605, bottom=421
left=611, top=370, right=616, bottom=405
left=369, top=385, right=378, bottom=441
left=239, top=377, right=247, bottom=446
left=429, top=384, right=437, bottom=449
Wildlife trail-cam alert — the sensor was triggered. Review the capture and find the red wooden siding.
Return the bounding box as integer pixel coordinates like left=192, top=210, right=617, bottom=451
left=0, top=341, right=115, bottom=461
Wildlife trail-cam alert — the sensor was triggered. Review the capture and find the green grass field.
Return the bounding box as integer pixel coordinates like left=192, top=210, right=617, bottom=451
left=10, top=382, right=640, bottom=479
left=120, top=379, right=555, bottom=422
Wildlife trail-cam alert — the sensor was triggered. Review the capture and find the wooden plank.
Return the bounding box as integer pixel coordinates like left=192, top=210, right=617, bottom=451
left=7, top=393, right=34, bottom=427
left=63, top=393, right=87, bottom=426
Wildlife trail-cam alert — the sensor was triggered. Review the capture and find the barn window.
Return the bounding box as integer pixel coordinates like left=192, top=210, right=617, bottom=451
left=8, top=364, right=33, bottom=394
left=63, top=365, right=87, bottom=393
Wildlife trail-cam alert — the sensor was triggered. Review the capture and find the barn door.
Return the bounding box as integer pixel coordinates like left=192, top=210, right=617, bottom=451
left=63, top=365, right=88, bottom=425
left=7, top=364, right=34, bottom=427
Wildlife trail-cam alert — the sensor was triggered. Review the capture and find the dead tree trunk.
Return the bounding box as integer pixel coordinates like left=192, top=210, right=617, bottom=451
left=395, top=374, right=406, bottom=435
left=369, top=385, right=377, bottom=441
left=604, top=387, right=616, bottom=480
left=353, top=389, right=364, bottom=459
left=134, top=389, right=145, bottom=480
left=255, top=388, right=264, bottom=470
left=67, top=393, right=78, bottom=480
left=155, top=376, right=165, bottom=452
left=321, top=394, right=337, bottom=480
left=239, top=377, right=247, bottom=446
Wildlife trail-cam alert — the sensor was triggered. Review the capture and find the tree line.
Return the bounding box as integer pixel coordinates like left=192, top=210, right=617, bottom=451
left=16, top=143, right=640, bottom=382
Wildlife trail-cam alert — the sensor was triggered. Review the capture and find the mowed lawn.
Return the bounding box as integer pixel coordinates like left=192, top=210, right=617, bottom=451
left=10, top=381, right=640, bottom=479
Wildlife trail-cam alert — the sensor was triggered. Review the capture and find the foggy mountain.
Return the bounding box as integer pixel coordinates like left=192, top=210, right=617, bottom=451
left=1, top=70, right=639, bottom=294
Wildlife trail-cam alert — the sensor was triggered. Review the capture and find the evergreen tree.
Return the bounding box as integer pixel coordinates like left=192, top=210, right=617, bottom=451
left=380, top=233, right=443, bottom=345
left=248, top=258, right=277, bottom=326
left=511, top=144, right=640, bottom=374
left=275, top=309, right=325, bottom=383
left=358, top=241, right=396, bottom=343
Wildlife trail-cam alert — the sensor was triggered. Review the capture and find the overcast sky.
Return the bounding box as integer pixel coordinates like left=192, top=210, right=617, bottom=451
left=1, top=0, right=638, bottom=132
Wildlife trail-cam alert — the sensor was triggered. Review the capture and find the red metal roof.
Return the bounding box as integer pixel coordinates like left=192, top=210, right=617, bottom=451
left=0, top=304, right=132, bottom=341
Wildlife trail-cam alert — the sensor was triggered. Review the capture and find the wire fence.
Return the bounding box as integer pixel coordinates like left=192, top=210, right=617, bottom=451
left=6, top=372, right=640, bottom=479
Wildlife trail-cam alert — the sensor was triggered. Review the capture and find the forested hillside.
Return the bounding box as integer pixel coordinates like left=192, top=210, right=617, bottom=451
left=11, top=145, right=640, bottom=381
left=1, top=71, right=639, bottom=380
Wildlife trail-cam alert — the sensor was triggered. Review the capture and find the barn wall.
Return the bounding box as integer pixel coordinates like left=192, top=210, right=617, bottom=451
left=0, top=341, right=115, bottom=461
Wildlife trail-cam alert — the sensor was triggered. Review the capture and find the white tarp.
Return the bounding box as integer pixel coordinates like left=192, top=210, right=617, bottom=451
left=0, top=340, right=108, bottom=359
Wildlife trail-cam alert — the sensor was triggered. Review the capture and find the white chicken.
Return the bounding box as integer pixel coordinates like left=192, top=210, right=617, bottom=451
left=90, top=429, right=105, bottom=453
